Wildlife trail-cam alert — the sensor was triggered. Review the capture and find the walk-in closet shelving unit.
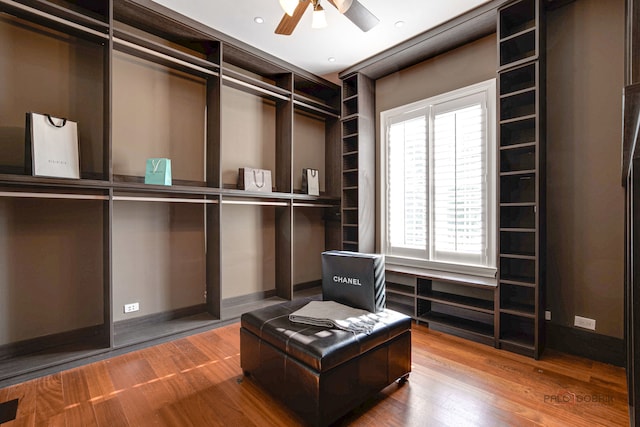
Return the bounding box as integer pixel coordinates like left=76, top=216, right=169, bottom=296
left=385, top=267, right=497, bottom=346
left=497, top=0, right=546, bottom=358
left=340, top=73, right=375, bottom=252
left=0, top=0, right=340, bottom=386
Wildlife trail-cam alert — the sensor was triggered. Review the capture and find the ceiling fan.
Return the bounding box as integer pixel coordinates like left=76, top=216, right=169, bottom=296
left=276, top=0, right=380, bottom=35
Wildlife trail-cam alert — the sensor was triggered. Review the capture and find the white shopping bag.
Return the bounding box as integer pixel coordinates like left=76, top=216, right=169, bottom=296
left=26, top=112, right=80, bottom=179
left=302, top=168, right=319, bottom=196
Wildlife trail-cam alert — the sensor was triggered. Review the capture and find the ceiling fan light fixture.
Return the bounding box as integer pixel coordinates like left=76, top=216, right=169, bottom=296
left=311, top=3, right=327, bottom=29
left=333, top=0, right=353, bottom=14
left=279, top=0, right=299, bottom=17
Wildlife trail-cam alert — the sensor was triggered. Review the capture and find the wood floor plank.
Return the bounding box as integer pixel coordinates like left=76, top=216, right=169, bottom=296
left=105, top=352, right=157, bottom=391
left=82, top=361, right=116, bottom=402
left=92, top=396, right=129, bottom=427
left=0, top=321, right=629, bottom=426
left=2, top=379, right=37, bottom=425
left=34, top=374, right=64, bottom=425
left=60, top=368, right=98, bottom=427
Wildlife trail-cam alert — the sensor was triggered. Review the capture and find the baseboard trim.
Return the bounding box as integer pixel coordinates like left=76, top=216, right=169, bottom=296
left=114, top=304, right=208, bottom=334
left=221, top=290, right=277, bottom=308
left=0, top=324, right=105, bottom=361
left=293, top=280, right=322, bottom=292
left=546, top=323, right=625, bottom=367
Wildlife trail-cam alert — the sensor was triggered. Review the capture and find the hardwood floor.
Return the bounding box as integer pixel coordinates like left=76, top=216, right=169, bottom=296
left=0, top=322, right=629, bottom=426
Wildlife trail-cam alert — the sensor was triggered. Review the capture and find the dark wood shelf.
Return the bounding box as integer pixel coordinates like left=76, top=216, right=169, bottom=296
left=386, top=286, right=415, bottom=298
left=500, top=279, right=537, bottom=288
left=0, top=0, right=110, bottom=37
left=499, top=86, right=536, bottom=99
left=417, top=291, right=494, bottom=314
left=500, top=169, right=537, bottom=177
left=0, top=174, right=110, bottom=191
left=500, top=227, right=536, bottom=233
left=500, top=141, right=536, bottom=151
left=222, top=70, right=290, bottom=102
left=500, top=253, right=536, bottom=260
left=342, top=93, right=358, bottom=103
left=387, top=265, right=497, bottom=288
left=500, top=304, right=535, bottom=318
left=500, top=332, right=535, bottom=349
left=500, top=113, right=537, bottom=125
left=110, top=180, right=341, bottom=204
left=386, top=300, right=415, bottom=317
left=499, top=274, right=535, bottom=286
left=500, top=202, right=536, bottom=207
left=113, top=28, right=220, bottom=78
left=418, top=312, right=494, bottom=338
left=341, top=113, right=359, bottom=122
left=499, top=26, right=536, bottom=43
left=293, top=95, right=340, bottom=117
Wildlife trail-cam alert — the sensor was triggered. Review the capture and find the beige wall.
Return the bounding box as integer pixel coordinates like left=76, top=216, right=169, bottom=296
left=0, top=16, right=104, bottom=175
left=376, top=35, right=498, bottom=115
left=293, top=111, right=326, bottom=192
left=546, top=0, right=625, bottom=338
left=221, top=86, right=276, bottom=187
left=221, top=204, right=276, bottom=299
left=112, top=51, right=206, bottom=182
left=293, top=208, right=325, bottom=284
left=112, top=201, right=206, bottom=322
left=0, top=198, right=104, bottom=344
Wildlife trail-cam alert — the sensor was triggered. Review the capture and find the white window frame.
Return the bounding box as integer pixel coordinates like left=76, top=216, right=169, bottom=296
left=380, top=79, right=497, bottom=278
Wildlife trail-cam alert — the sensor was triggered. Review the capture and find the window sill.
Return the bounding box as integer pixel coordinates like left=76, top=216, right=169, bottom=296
left=385, top=263, right=497, bottom=288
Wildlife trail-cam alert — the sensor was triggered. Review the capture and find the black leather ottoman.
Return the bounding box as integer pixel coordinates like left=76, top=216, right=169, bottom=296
left=240, top=297, right=412, bottom=427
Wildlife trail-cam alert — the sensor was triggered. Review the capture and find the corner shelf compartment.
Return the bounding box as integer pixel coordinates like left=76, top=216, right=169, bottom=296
left=386, top=267, right=497, bottom=347
left=0, top=0, right=341, bottom=387
left=497, top=0, right=545, bottom=359
left=340, top=73, right=375, bottom=252
left=498, top=0, right=539, bottom=70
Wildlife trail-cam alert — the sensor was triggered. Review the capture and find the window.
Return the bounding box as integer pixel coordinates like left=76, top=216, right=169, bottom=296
left=380, top=80, right=496, bottom=277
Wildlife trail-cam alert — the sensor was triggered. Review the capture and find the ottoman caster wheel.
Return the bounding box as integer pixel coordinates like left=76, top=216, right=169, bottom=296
left=398, top=374, right=409, bottom=385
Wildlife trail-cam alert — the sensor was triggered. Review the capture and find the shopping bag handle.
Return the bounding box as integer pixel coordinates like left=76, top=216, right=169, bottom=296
left=253, top=169, right=265, bottom=188
left=46, top=114, right=67, bottom=128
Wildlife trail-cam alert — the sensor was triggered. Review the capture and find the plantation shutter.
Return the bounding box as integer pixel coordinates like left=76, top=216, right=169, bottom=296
left=432, top=101, right=487, bottom=264
left=387, top=110, right=428, bottom=256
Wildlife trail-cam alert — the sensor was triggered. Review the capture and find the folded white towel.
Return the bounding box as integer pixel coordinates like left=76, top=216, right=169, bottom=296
left=289, top=300, right=378, bottom=334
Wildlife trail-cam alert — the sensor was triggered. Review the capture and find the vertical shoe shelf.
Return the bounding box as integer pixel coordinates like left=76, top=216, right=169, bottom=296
left=497, top=0, right=546, bottom=358
left=340, top=73, right=375, bottom=252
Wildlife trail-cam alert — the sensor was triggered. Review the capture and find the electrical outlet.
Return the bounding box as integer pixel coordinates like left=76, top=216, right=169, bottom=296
left=574, top=315, right=596, bottom=330
left=124, top=302, right=139, bottom=313
left=545, top=311, right=551, bottom=321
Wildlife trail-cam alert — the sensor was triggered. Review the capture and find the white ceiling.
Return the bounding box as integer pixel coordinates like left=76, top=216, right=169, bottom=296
left=151, top=0, right=492, bottom=82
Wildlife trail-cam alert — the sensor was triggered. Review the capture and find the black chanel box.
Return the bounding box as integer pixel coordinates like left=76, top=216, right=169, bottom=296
left=321, top=250, right=386, bottom=313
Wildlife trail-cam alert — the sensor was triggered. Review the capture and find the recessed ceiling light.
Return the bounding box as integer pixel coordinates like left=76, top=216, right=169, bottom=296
left=328, top=57, right=336, bottom=63
left=254, top=17, right=264, bottom=24
left=394, top=21, right=405, bottom=28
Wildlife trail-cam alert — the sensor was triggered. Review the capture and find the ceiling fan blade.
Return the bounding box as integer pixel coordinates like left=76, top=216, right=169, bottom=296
left=341, top=0, right=379, bottom=32
left=275, top=0, right=310, bottom=35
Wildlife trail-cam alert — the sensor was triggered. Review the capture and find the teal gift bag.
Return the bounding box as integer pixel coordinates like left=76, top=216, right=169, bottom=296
left=144, top=158, right=172, bottom=185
